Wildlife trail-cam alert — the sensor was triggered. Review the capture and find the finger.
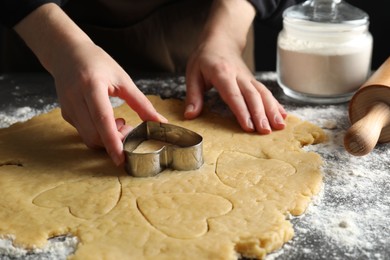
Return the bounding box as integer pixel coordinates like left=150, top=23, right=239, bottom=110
left=118, top=124, right=133, bottom=141
left=185, top=66, right=205, bottom=119
left=237, top=77, right=271, bottom=134
left=116, top=76, right=168, bottom=123
left=213, top=74, right=254, bottom=132
left=60, top=107, right=75, bottom=127
left=64, top=96, right=103, bottom=149
left=278, top=103, right=288, bottom=119
left=252, top=80, right=286, bottom=130
left=115, top=118, right=133, bottom=140
left=115, top=118, right=126, bottom=130
left=84, top=81, right=124, bottom=166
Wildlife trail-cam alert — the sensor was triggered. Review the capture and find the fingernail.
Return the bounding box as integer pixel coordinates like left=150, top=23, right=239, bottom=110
left=247, top=118, right=255, bottom=130
left=115, top=118, right=126, bottom=130
left=274, top=114, right=285, bottom=126
left=261, top=119, right=270, bottom=130
left=185, top=104, right=195, bottom=115
left=158, top=113, right=168, bottom=123
left=110, top=151, right=122, bottom=166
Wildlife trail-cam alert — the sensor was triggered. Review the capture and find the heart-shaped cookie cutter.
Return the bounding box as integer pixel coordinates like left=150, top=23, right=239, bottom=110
left=123, top=121, right=203, bottom=177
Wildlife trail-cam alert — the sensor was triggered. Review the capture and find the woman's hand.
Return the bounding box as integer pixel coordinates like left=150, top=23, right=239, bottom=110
left=185, top=0, right=286, bottom=134
left=52, top=41, right=167, bottom=165
left=14, top=3, right=167, bottom=166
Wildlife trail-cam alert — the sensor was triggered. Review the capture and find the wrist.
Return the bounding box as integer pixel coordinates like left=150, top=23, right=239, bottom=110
left=200, top=0, right=256, bottom=52
left=14, top=3, right=93, bottom=74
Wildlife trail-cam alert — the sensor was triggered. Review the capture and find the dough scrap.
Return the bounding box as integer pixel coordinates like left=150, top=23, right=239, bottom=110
left=0, top=95, right=325, bottom=259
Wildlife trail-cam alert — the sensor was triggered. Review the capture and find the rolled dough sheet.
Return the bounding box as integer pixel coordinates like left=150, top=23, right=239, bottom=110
left=0, top=95, right=326, bottom=259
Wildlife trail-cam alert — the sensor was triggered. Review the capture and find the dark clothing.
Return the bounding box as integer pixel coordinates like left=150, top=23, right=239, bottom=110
left=0, top=0, right=388, bottom=72
left=0, top=0, right=62, bottom=27
left=0, top=0, right=259, bottom=73
left=0, top=0, right=297, bottom=28
left=66, top=0, right=219, bottom=74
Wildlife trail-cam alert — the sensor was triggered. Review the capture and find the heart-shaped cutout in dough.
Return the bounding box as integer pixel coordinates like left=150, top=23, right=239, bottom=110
left=216, top=151, right=296, bottom=188
left=33, top=176, right=121, bottom=219
left=137, top=193, right=232, bottom=239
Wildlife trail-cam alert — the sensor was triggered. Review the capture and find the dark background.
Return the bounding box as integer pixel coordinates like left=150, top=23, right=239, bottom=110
left=0, top=1, right=389, bottom=73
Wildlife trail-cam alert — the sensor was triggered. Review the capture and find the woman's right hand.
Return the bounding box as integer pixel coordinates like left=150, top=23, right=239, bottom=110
left=14, top=3, right=167, bottom=166
left=52, top=41, right=167, bottom=166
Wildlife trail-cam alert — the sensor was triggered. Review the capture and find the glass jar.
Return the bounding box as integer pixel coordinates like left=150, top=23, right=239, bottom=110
left=276, top=0, right=373, bottom=104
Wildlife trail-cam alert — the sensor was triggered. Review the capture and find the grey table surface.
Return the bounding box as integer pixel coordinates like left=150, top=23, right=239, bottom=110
left=0, top=73, right=389, bottom=260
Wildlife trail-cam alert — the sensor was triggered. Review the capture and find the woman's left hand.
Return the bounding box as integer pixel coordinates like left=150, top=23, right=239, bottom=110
left=184, top=0, right=286, bottom=134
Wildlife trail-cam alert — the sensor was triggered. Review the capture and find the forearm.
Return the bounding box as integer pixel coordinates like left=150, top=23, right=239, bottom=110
left=13, top=3, right=93, bottom=75
left=201, top=0, right=256, bottom=52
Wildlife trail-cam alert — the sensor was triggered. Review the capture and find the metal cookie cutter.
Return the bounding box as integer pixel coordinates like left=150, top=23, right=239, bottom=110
left=123, top=121, right=203, bottom=177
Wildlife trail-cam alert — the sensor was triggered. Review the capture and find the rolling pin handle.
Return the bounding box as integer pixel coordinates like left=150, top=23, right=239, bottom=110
left=344, top=102, right=390, bottom=156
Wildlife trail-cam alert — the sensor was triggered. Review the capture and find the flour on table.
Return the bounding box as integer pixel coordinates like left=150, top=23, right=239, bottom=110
left=0, top=105, right=55, bottom=129
left=0, top=236, right=77, bottom=260
left=265, top=105, right=390, bottom=260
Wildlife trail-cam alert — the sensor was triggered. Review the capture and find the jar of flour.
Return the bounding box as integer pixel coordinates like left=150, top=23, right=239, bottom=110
left=277, top=0, right=373, bottom=104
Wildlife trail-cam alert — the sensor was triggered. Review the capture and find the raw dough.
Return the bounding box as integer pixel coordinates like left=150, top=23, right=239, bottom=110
left=133, top=140, right=171, bottom=153
left=0, top=95, right=325, bottom=259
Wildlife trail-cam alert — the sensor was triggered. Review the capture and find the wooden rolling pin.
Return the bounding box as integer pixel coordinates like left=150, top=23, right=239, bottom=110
left=344, top=57, right=390, bottom=156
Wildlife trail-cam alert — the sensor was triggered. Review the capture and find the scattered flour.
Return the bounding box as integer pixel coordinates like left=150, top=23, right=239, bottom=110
left=0, top=105, right=56, bottom=129
left=265, top=105, right=390, bottom=260
left=0, top=235, right=77, bottom=260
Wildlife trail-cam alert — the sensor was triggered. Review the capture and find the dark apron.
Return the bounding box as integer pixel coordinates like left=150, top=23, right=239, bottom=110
left=0, top=0, right=254, bottom=74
